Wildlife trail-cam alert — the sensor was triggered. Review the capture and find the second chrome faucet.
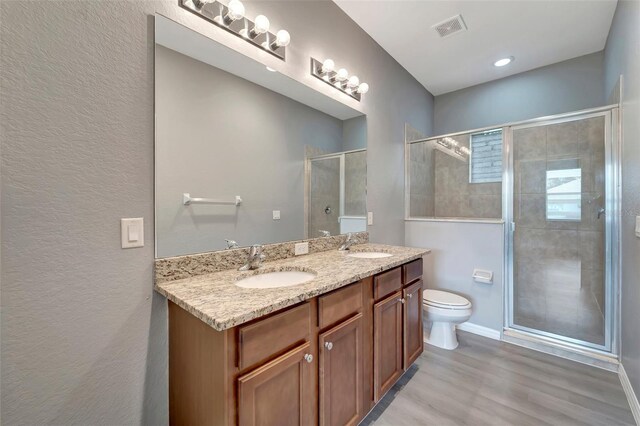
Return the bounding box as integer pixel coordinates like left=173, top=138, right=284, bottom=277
left=338, top=232, right=355, bottom=251
left=238, top=244, right=266, bottom=271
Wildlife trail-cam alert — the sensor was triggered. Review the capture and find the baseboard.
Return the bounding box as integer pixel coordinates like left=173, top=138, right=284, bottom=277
left=456, top=322, right=501, bottom=341
left=619, top=363, right=640, bottom=425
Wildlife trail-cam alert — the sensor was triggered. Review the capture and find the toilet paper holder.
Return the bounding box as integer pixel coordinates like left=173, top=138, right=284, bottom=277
left=472, top=269, right=493, bottom=284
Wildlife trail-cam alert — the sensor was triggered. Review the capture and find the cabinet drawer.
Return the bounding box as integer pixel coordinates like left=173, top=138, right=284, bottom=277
left=318, top=282, right=362, bottom=330
left=238, top=302, right=311, bottom=371
left=403, top=259, right=423, bottom=285
left=373, top=267, right=402, bottom=301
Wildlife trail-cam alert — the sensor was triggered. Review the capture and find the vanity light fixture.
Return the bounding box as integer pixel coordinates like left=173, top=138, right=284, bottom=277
left=310, top=57, right=370, bottom=101
left=494, top=56, right=514, bottom=67
left=180, top=0, right=290, bottom=60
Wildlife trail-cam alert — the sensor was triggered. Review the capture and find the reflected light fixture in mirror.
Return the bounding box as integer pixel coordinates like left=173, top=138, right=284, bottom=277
left=310, top=57, right=370, bottom=101
left=179, top=0, right=290, bottom=60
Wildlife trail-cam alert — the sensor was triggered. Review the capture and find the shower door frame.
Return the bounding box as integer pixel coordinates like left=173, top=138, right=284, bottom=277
left=503, top=106, right=620, bottom=355
left=305, top=148, right=366, bottom=239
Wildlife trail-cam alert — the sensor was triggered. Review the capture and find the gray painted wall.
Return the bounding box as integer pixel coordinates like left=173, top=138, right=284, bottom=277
left=156, top=45, right=347, bottom=256
left=0, top=1, right=433, bottom=424
left=406, top=221, right=504, bottom=331
left=342, top=116, right=367, bottom=152
left=434, top=52, right=605, bottom=135
left=604, top=0, right=640, bottom=404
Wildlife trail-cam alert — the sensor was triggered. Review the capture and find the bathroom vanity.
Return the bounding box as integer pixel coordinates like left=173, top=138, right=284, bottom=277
left=152, top=15, right=429, bottom=425
left=155, top=244, right=428, bottom=425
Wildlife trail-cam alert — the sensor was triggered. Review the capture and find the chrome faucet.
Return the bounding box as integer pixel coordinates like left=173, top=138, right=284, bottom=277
left=225, top=239, right=239, bottom=249
left=239, top=244, right=266, bottom=271
left=338, top=233, right=355, bottom=251
left=319, top=230, right=331, bottom=237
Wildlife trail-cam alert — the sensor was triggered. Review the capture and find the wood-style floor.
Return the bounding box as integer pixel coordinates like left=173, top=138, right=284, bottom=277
left=362, top=331, right=634, bottom=426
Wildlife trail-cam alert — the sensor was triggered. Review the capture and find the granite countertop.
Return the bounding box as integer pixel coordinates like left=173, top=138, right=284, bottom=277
left=155, top=243, right=430, bottom=331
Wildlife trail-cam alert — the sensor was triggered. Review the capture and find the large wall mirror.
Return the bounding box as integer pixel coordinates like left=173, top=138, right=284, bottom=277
left=155, top=16, right=367, bottom=258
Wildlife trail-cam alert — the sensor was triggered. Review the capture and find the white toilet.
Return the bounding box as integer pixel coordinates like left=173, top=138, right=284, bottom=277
left=423, top=289, right=472, bottom=350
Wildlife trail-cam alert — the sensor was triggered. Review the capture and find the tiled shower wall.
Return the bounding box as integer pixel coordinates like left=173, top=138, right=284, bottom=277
left=409, top=140, right=435, bottom=217
left=513, top=116, right=606, bottom=345
left=434, top=134, right=502, bottom=219
left=408, top=132, right=501, bottom=219
left=309, top=157, right=341, bottom=237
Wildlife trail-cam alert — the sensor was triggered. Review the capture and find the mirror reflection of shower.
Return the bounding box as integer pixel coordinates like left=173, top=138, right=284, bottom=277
left=307, top=149, right=367, bottom=238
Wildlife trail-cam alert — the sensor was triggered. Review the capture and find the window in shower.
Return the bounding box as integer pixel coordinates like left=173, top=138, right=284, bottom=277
left=469, top=129, right=503, bottom=184
left=546, top=168, right=582, bottom=221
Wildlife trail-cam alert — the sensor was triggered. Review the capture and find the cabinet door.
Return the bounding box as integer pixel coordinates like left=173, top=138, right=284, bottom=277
left=373, top=291, right=404, bottom=402
left=403, top=280, right=423, bottom=368
left=238, top=342, right=314, bottom=426
left=319, top=314, right=363, bottom=426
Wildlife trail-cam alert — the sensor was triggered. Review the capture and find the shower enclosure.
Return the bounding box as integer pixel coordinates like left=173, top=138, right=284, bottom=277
left=505, top=107, right=619, bottom=354
left=405, top=106, right=620, bottom=357
left=306, top=149, right=367, bottom=238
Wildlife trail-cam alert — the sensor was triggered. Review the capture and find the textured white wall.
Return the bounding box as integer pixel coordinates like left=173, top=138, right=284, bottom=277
left=0, top=1, right=434, bottom=424
left=604, top=0, right=640, bottom=404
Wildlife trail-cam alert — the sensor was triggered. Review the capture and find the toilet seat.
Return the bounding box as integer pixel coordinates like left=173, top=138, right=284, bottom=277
left=424, top=289, right=471, bottom=310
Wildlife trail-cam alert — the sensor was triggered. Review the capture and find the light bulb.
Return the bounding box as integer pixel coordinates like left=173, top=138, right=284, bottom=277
left=253, top=15, right=270, bottom=34
left=227, top=0, right=245, bottom=20
left=357, top=82, right=369, bottom=94
left=347, top=75, right=360, bottom=88
left=493, top=56, right=514, bottom=67
left=336, top=68, right=348, bottom=82
left=321, top=59, right=335, bottom=74
left=275, top=29, right=291, bottom=47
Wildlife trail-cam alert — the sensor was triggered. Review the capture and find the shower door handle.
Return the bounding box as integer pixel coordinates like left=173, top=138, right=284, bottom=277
left=597, top=208, right=605, bottom=219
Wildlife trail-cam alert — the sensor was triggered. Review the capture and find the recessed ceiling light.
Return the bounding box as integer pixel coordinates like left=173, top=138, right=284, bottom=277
left=266, top=66, right=276, bottom=72
left=494, top=56, right=514, bottom=67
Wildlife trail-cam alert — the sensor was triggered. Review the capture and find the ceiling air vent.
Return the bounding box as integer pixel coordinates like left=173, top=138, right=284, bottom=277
left=432, top=14, right=467, bottom=38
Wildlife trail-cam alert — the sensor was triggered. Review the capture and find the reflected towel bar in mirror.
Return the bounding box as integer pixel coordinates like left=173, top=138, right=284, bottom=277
left=183, top=193, right=243, bottom=206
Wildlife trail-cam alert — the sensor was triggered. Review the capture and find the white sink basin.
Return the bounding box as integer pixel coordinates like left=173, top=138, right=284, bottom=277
left=235, top=270, right=316, bottom=289
left=347, top=252, right=393, bottom=259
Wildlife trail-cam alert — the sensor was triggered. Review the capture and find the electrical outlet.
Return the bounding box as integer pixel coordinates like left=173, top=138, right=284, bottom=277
left=294, top=242, right=309, bottom=256
left=273, top=210, right=281, bottom=220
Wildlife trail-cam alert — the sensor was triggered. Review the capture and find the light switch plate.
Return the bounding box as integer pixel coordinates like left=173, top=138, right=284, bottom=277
left=121, top=218, right=144, bottom=249
left=367, top=211, right=373, bottom=226
left=294, top=242, right=309, bottom=256
left=273, top=210, right=281, bottom=220
left=636, top=216, right=640, bottom=238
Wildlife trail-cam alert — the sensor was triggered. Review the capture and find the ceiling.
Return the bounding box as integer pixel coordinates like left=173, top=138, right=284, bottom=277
left=334, top=0, right=617, bottom=95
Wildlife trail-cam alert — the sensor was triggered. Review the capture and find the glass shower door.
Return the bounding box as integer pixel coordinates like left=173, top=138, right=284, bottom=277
left=308, top=156, right=341, bottom=237
left=510, top=112, right=611, bottom=349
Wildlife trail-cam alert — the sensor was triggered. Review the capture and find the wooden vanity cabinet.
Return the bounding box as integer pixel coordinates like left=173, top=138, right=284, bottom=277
left=168, top=258, right=423, bottom=426
left=319, top=314, right=364, bottom=426
left=237, top=342, right=315, bottom=426
left=403, top=279, right=424, bottom=368
left=373, top=291, right=404, bottom=401
left=372, top=258, right=424, bottom=402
